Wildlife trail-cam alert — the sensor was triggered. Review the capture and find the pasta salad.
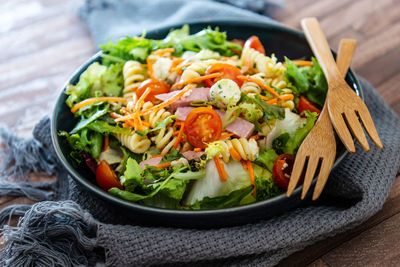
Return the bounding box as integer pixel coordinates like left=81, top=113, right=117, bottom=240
left=60, top=25, right=328, bottom=209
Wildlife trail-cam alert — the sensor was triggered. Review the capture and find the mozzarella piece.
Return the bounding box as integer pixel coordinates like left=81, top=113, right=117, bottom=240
left=209, top=79, right=241, bottom=108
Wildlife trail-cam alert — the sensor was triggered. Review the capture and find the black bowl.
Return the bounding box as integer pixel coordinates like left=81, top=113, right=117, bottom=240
left=51, top=19, right=362, bottom=228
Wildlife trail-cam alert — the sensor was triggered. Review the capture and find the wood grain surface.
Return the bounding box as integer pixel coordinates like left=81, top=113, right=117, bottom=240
left=0, top=0, right=399, bottom=266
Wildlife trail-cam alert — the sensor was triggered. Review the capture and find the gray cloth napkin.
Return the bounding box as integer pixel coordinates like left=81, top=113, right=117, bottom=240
left=1, top=0, right=400, bottom=266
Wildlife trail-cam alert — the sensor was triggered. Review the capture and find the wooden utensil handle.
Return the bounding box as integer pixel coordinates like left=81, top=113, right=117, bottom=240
left=336, top=39, right=357, bottom=78
left=301, top=18, right=342, bottom=82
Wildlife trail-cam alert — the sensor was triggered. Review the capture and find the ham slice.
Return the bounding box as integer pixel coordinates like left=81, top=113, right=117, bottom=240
left=139, top=157, right=162, bottom=170
left=175, top=107, right=195, bottom=121
left=155, top=87, right=210, bottom=111
left=182, top=151, right=205, bottom=160
left=215, top=110, right=255, bottom=139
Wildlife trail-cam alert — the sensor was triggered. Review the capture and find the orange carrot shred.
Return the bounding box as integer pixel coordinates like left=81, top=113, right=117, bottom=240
left=172, top=62, right=193, bottom=73
left=285, top=60, right=313, bottom=67
left=169, top=58, right=185, bottom=72
left=241, top=160, right=248, bottom=170
left=194, top=148, right=202, bottom=152
left=219, top=133, right=235, bottom=140
left=150, top=153, right=166, bottom=159
left=265, top=94, right=294, bottom=104
left=154, top=162, right=172, bottom=169
left=247, top=161, right=255, bottom=185
left=146, top=58, right=155, bottom=80
left=214, top=156, right=228, bottom=182
left=71, top=97, right=127, bottom=113
left=229, top=147, right=242, bottom=161
left=171, top=72, right=222, bottom=89
left=173, top=123, right=185, bottom=148
left=103, top=136, right=109, bottom=152
left=153, top=48, right=175, bottom=56
left=110, top=112, right=122, bottom=119
left=249, top=134, right=261, bottom=140
left=237, top=75, right=280, bottom=97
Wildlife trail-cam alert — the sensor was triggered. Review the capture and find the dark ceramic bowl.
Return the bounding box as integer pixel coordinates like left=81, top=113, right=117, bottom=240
left=51, top=19, right=362, bottom=228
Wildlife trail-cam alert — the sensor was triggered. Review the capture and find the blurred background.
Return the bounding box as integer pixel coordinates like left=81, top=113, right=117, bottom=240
left=1, top=0, right=398, bottom=138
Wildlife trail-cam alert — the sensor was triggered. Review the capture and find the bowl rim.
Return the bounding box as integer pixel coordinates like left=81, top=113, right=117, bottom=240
left=51, top=18, right=363, bottom=216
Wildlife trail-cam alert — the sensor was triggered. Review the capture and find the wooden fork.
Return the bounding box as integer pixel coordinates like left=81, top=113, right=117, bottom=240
left=301, top=17, right=383, bottom=153
left=287, top=39, right=358, bottom=200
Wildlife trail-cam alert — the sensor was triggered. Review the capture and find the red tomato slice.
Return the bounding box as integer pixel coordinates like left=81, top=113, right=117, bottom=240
left=272, top=154, right=295, bottom=189
left=244, top=36, right=265, bottom=55
left=298, top=96, right=321, bottom=116
left=136, top=79, right=170, bottom=103
left=96, top=160, right=123, bottom=191
left=184, top=107, right=222, bottom=149
left=204, top=63, right=243, bottom=87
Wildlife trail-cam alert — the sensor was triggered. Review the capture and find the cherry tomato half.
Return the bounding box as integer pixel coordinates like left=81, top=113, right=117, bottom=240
left=244, top=36, right=265, bottom=55
left=204, top=63, right=243, bottom=87
left=136, top=79, right=170, bottom=103
left=272, top=154, right=295, bottom=189
left=184, top=107, right=222, bottom=149
left=298, top=96, right=321, bottom=117
left=96, top=160, right=123, bottom=191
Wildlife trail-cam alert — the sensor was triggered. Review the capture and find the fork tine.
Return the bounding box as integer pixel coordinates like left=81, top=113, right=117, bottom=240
left=287, top=154, right=306, bottom=197
left=343, top=111, right=370, bottom=151
left=312, top=156, right=335, bottom=200
left=301, top=155, right=320, bottom=199
left=357, top=105, right=383, bottom=149
left=328, top=108, right=356, bottom=153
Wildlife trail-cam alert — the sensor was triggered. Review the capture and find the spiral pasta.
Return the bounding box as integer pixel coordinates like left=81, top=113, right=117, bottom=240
left=217, top=138, right=259, bottom=163
left=123, top=61, right=146, bottom=110
left=141, top=101, right=172, bottom=128
left=151, top=126, right=177, bottom=154
left=115, top=132, right=151, bottom=154
left=180, top=59, right=216, bottom=82
left=241, top=47, right=285, bottom=78
left=265, top=77, right=295, bottom=110
left=240, top=73, right=266, bottom=96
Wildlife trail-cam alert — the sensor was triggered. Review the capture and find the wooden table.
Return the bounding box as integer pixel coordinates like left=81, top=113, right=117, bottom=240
left=1, top=0, right=399, bottom=266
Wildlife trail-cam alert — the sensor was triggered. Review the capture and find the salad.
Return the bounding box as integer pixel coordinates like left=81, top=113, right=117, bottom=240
left=60, top=25, right=327, bottom=210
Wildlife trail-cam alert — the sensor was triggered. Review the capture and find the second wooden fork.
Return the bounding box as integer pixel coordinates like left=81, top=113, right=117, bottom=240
left=287, top=39, right=358, bottom=200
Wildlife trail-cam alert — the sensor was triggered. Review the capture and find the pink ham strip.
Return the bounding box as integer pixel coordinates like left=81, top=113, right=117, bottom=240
left=155, top=87, right=210, bottom=111
left=215, top=110, right=255, bottom=139
left=175, top=107, right=195, bottom=121
left=139, top=157, right=162, bottom=170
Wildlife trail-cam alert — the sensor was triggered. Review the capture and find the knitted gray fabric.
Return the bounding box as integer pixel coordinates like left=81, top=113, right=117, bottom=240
left=1, top=0, right=400, bottom=266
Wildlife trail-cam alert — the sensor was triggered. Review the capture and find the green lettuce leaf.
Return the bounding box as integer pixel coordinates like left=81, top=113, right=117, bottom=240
left=85, top=120, right=132, bottom=135
left=253, top=164, right=281, bottom=201
left=136, top=115, right=176, bottom=136
left=160, top=148, right=183, bottom=163
left=190, top=185, right=253, bottom=210
left=120, top=158, right=144, bottom=191
left=255, top=148, right=278, bottom=172
left=70, top=108, right=108, bottom=134
left=65, top=62, right=123, bottom=108
left=284, top=111, right=318, bottom=154
left=241, top=93, right=285, bottom=123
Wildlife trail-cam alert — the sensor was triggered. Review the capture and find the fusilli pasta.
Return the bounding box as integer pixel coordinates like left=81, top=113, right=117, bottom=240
left=241, top=47, right=285, bottom=78
left=115, top=132, right=151, bottom=154
left=218, top=138, right=259, bottom=163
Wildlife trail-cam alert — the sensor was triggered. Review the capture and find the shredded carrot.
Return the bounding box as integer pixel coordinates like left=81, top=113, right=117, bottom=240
left=171, top=72, right=222, bottom=89
left=246, top=160, right=255, bottom=185
left=146, top=57, right=155, bottom=80
left=110, top=112, right=122, bottom=119
left=229, top=147, right=242, bottom=161
left=154, top=161, right=172, bottom=168
left=140, top=64, right=148, bottom=68
left=135, top=87, right=152, bottom=110
left=173, top=123, right=185, bottom=148
left=219, top=133, right=235, bottom=140
left=153, top=48, right=175, bottom=56
left=150, top=153, right=166, bottom=159
left=139, top=85, right=193, bottom=116
left=169, top=58, right=185, bottom=72
left=194, top=148, right=202, bottom=152
left=249, top=134, right=261, bottom=140
left=172, top=62, right=193, bottom=73
left=103, top=136, right=109, bottom=151
left=290, top=60, right=313, bottom=67
left=259, top=95, right=272, bottom=101
left=266, top=94, right=294, bottom=104
left=214, top=156, right=228, bottom=182
left=241, top=160, right=248, bottom=170
left=71, top=97, right=127, bottom=113
left=237, top=75, right=280, bottom=98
